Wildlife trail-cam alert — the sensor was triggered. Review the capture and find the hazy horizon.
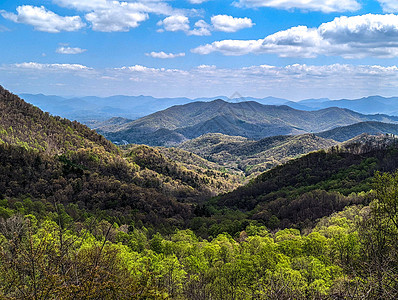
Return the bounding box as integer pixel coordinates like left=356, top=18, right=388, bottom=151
left=2, top=1, right=398, bottom=99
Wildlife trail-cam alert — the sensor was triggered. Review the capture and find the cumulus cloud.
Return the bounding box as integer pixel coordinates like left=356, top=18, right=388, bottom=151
left=51, top=0, right=192, bottom=32
left=116, top=65, right=189, bottom=78
left=233, top=0, right=361, bottom=13
left=14, top=62, right=91, bottom=71
left=56, top=46, right=87, bottom=54
left=146, top=51, right=185, bottom=58
left=157, top=15, right=212, bottom=36
left=211, top=15, right=254, bottom=32
left=53, top=0, right=177, bottom=15
left=158, top=14, right=253, bottom=36
left=378, top=0, right=398, bottom=12
left=189, top=20, right=212, bottom=36
left=192, top=14, right=398, bottom=58
left=85, top=6, right=148, bottom=32
left=157, top=15, right=190, bottom=32
left=4, top=62, right=398, bottom=99
left=111, top=63, right=398, bottom=100
left=0, top=5, right=85, bottom=33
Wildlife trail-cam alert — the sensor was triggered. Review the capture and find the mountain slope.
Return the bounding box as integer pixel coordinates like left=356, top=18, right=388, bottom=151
left=316, top=121, right=398, bottom=142
left=214, top=134, right=398, bottom=228
left=179, top=133, right=337, bottom=176
left=0, top=86, right=239, bottom=229
left=99, top=100, right=398, bottom=146
left=1, top=88, right=117, bottom=155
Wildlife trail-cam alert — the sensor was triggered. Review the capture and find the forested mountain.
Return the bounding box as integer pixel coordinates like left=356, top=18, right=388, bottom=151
left=212, top=134, right=398, bottom=229
left=20, top=93, right=290, bottom=125
left=0, top=86, right=240, bottom=229
left=98, top=99, right=398, bottom=146
left=178, top=122, right=398, bottom=177
left=315, top=121, right=398, bottom=142
left=4, top=86, right=398, bottom=298
left=179, top=133, right=337, bottom=177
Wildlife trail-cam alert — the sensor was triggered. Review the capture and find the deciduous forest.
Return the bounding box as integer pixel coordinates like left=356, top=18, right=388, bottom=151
left=2, top=86, right=398, bottom=299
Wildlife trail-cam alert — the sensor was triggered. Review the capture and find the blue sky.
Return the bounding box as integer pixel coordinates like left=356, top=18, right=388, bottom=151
left=1, top=0, right=398, bottom=100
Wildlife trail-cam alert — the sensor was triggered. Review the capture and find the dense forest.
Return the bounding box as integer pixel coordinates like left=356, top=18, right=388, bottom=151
left=2, top=171, right=398, bottom=299
left=2, top=85, right=398, bottom=298
left=179, top=133, right=337, bottom=177
left=0, top=86, right=240, bottom=231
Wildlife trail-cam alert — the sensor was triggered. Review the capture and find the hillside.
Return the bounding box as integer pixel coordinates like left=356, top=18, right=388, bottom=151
left=98, top=99, right=398, bottom=146
left=210, top=134, right=398, bottom=229
left=316, top=121, right=398, bottom=142
left=179, top=133, right=337, bottom=177
left=0, top=86, right=239, bottom=229
left=179, top=122, right=398, bottom=177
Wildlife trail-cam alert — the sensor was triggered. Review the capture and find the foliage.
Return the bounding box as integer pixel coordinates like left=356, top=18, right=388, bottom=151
left=179, top=133, right=337, bottom=177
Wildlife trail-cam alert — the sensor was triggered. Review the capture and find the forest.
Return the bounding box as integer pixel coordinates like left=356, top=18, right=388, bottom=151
left=2, top=86, right=398, bottom=299
left=1, top=171, right=398, bottom=299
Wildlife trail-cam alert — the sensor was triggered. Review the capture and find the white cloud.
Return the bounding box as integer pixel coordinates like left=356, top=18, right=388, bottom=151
left=52, top=0, right=109, bottom=11
left=378, top=0, right=398, bottom=12
left=1, top=5, right=85, bottom=33
left=118, top=65, right=159, bottom=72
left=52, top=0, right=192, bottom=32
left=189, top=20, right=211, bottom=36
left=56, top=46, right=87, bottom=54
left=188, top=0, right=209, bottom=3
left=234, top=0, right=361, bottom=13
left=157, top=15, right=190, bottom=32
left=53, top=0, right=176, bottom=15
left=114, top=63, right=398, bottom=100
left=193, top=14, right=398, bottom=58
left=157, top=16, right=211, bottom=36
left=14, top=62, right=91, bottom=71
left=85, top=6, right=148, bottom=32
left=117, top=64, right=188, bottom=73
left=158, top=14, right=252, bottom=36
left=146, top=51, right=185, bottom=59
left=5, top=62, right=398, bottom=99
left=211, top=15, right=254, bottom=32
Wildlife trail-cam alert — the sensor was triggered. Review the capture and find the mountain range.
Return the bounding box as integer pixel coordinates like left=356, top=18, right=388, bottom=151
left=0, top=86, right=243, bottom=228
left=20, top=94, right=398, bottom=128
left=19, top=94, right=289, bottom=125
left=288, top=95, right=398, bottom=115
left=6, top=86, right=398, bottom=231
left=177, top=121, right=398, bottom=177
left=96, top=99, right=398, bottom=146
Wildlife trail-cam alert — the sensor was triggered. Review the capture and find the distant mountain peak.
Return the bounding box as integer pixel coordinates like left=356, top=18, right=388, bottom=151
left=98, top=99, right=398, bottom=146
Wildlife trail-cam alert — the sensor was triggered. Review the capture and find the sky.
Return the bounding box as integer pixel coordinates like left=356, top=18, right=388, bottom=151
left=1, top=0, right=398, bottom=100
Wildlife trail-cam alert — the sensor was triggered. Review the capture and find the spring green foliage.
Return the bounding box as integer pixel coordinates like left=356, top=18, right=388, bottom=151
left=179, top=133, right=337, bottom=177
left=216, top=139, right=398, bottom=229
left=1, top=188, right=398, bottom=300
left=3, top=86, right=398, bottom=298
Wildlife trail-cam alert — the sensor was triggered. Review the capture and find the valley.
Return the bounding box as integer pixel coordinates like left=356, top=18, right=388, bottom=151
left=2, top=86, right=398, bottom=298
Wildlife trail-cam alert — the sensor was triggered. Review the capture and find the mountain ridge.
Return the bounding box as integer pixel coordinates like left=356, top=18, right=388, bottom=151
left=98, top=99, right=398, bottom=146
left=0, top=86, right=241, bottom=229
